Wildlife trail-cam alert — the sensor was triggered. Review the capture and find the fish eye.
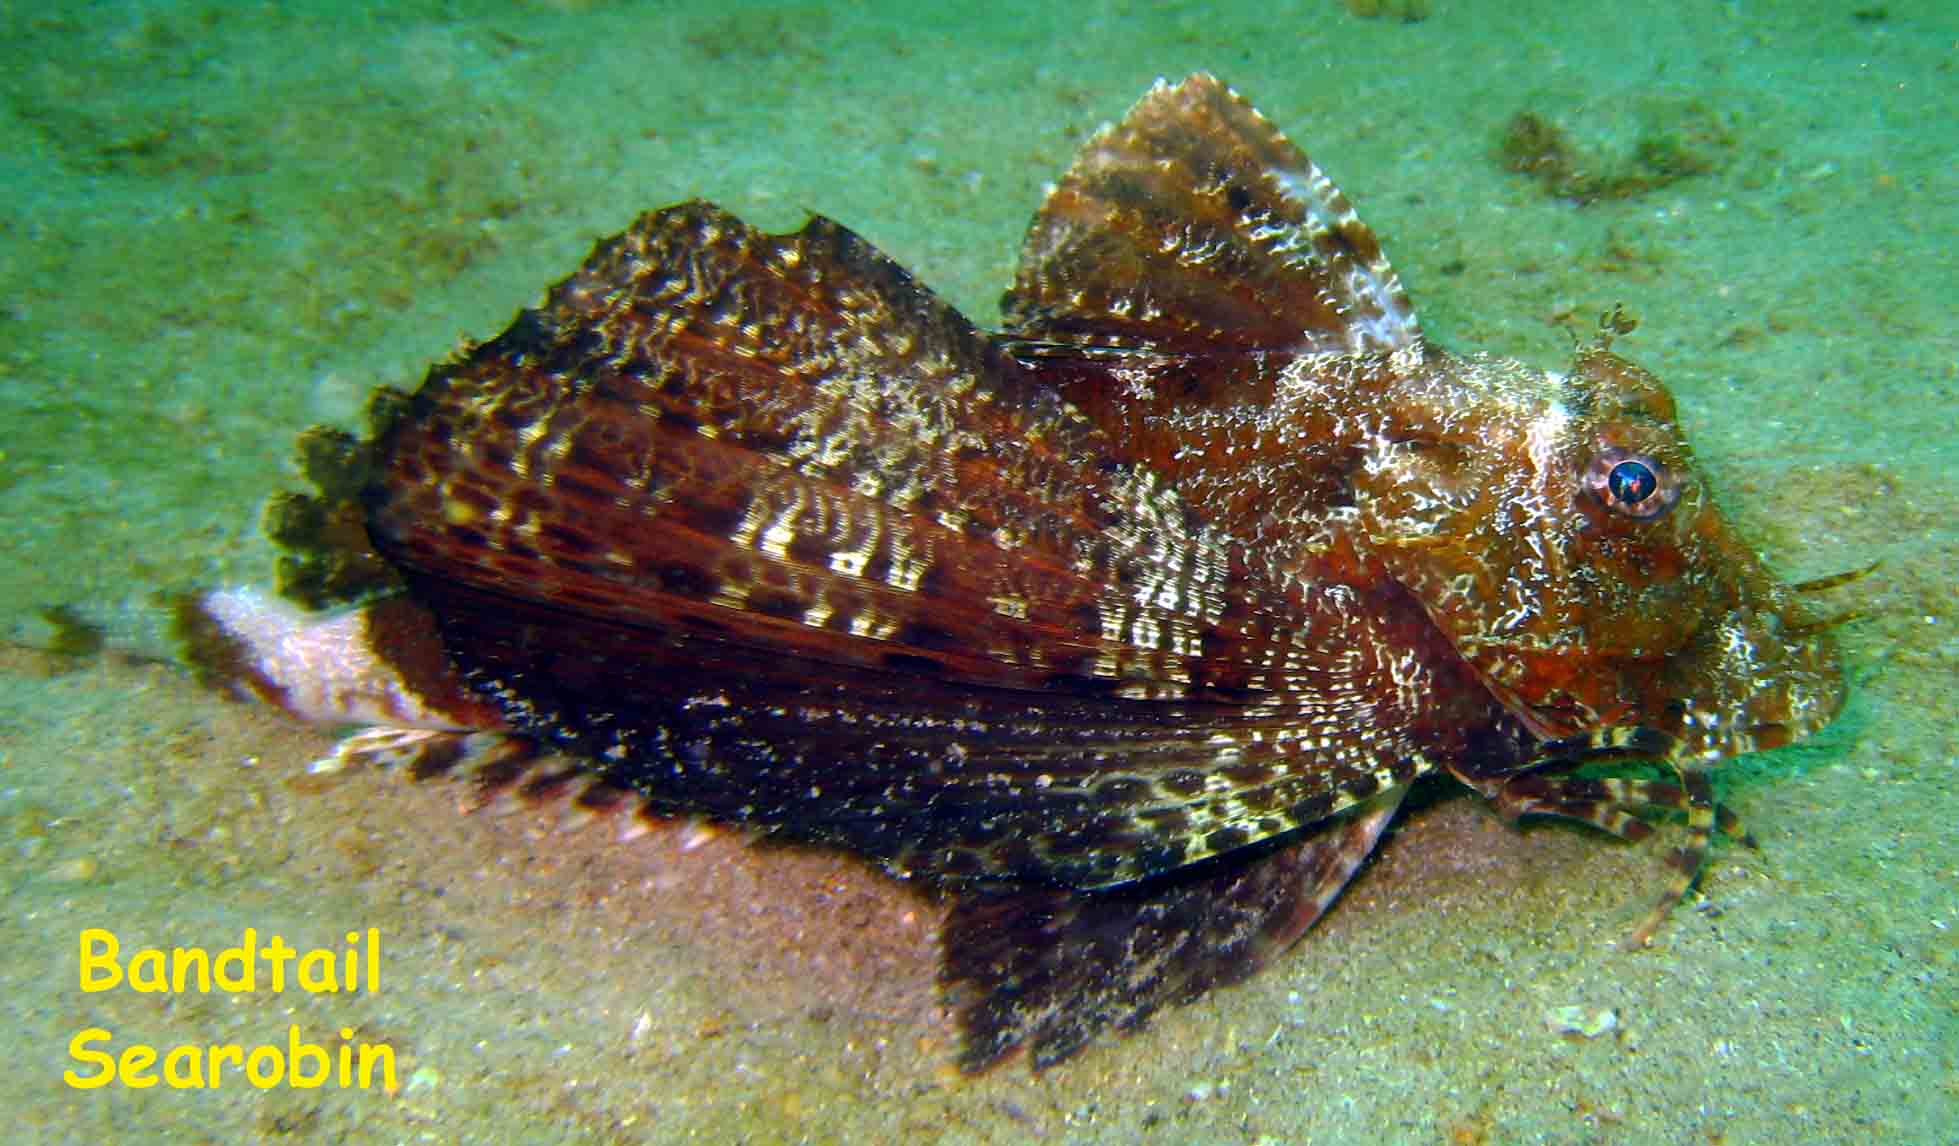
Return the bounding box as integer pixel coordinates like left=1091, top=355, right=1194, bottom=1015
left=1586, top=447, right=1678, bottom=519
left=1608, top=459, right=1657, bottom=504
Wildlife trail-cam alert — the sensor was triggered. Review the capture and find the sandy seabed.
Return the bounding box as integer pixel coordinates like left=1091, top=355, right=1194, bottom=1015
left=2, top=2, right=1951, bottom=1142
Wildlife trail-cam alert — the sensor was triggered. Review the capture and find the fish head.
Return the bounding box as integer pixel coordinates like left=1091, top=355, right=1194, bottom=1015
left=1349, top=342, right=1843, bottom=764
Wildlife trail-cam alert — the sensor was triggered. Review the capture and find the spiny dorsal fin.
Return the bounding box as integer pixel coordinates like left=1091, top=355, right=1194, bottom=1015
left=1003, top=72, right=1419, bottom=357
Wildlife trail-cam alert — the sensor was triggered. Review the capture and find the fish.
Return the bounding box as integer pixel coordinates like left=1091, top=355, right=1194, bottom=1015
left=179, top=73, right=1847, bottom=1071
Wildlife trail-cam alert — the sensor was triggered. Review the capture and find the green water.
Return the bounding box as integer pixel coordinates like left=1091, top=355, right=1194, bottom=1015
left=2, top=2, right=1951, bottom=1141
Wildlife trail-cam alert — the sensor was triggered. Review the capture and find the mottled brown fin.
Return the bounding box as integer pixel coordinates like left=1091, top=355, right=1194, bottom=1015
left=942, top=789, right=1404, bottom=1072
left=364, top=200, right=1508, bottom=891
left=1003, top=72, right=1419, bottom=358
left=399, top=563, right=1485, bottom=891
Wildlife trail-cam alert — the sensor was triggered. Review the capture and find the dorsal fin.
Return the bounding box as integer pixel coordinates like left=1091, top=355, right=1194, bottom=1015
left=1002, top=72, right=1419, bottom=357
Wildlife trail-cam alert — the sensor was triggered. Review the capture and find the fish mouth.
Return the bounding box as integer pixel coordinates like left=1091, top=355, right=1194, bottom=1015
left=1620, top=591, right=1847, bottom=767
left=1669, top=613, right=1845, bottom=763
left=1512, top=627, right=1842, bottom=769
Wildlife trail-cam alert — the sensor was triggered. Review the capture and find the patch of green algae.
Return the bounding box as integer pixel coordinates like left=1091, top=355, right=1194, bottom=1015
left=1499, top=93, right=1740, bottom=203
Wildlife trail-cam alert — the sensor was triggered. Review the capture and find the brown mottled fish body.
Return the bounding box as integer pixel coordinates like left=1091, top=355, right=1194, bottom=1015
left=185, top=75, right=1844, bottom=1070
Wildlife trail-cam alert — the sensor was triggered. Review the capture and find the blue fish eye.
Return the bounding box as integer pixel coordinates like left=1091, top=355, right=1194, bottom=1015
left=1607, top=459, right=1658, bottom=505
left=1588, top=449, right=1676, bottom=519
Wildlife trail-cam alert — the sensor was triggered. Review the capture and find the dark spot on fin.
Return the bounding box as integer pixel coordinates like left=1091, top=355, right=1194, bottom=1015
left=941, top=789, right=1404, bottom=1071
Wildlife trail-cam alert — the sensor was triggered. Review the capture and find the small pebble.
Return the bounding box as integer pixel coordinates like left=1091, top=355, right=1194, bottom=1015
left=48, top=856, right=97, bottom=882
left=1545, top=1004, right=1618, bottom=1039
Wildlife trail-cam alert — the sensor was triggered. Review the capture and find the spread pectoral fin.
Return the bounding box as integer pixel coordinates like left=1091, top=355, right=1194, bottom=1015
left=399, top=569, right=1464, bottom=891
